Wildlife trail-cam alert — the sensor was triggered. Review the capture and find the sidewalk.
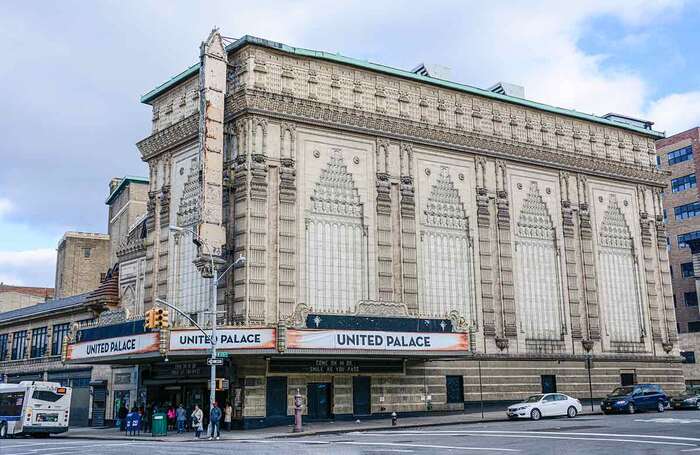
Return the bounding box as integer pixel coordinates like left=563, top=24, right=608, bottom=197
left=61, top=409, right=602, bottom=442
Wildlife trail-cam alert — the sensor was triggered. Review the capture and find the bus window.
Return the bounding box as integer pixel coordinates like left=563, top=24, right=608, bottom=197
left=0, top=392, right=25, bottom=417
left=32, top=390, right=65, bottom=402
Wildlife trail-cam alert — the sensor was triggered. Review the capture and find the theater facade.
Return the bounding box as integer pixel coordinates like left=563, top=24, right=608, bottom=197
left=65, top=30, right=684, bottom=428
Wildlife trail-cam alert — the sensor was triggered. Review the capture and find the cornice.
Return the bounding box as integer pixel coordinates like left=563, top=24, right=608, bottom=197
left=229, top=90, right=667, bottom=187
left=136, top=89, right=667, bottom=187
left=137, top=114, right=198, bottom=161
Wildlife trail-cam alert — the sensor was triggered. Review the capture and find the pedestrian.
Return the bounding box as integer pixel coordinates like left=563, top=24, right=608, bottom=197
left=176, top=403, right=186, bottom=434
left=138, top=406, right=146, bottom=432
left=208, top=401, right=222, bottom=440
left=191, top=404, right=204, bottom=439
left=224, top=402, right=233, bottom=431
left=167, top=405, right=176, bottom=430
left=117, top=403, right=128, bottom=432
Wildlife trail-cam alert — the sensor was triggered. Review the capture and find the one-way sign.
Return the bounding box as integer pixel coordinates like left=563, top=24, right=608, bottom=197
left=207, top=358, right=224, bottom=366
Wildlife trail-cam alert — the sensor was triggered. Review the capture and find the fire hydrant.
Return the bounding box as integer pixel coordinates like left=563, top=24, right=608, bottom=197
left=391, top=412, right=397, bottom=426
left=294, top=389, right=303, bottom=433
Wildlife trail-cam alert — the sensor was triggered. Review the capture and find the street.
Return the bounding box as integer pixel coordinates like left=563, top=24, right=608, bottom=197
left=3, top=411, right=700, bottom=454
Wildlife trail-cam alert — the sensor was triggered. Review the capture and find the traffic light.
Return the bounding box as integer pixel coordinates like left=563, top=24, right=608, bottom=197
left=144, top=309, right=155, bottom=329
left=154, top=308, right=164, bottom=329
left=161, top=309, right=170, bottom=329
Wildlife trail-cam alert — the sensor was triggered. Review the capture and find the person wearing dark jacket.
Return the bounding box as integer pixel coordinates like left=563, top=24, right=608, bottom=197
left=117, top=404, right=128, bottom=431
left=208, top=402, right=222, bottom=440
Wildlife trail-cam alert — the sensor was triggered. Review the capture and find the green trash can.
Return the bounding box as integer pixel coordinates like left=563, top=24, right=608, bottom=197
left=151, top=412, right=167, bottom=436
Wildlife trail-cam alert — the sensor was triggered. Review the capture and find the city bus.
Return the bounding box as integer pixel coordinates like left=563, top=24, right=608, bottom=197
left=0, top=381, right=72, bottom=438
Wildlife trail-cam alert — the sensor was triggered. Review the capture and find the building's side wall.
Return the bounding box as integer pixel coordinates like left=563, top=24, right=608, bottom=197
left=680, top=332, right=700, bottom=383
left=657, top=128, right=700, bottom=334
left=0, top=292, right=46, bottom=312
left=55, top=234, right=110, bottom=298
left=108, top=182, right=149, bottom=266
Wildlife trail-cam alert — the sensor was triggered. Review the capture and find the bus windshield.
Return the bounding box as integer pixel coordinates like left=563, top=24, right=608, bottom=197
left=32, top=390, right=66, bottom=403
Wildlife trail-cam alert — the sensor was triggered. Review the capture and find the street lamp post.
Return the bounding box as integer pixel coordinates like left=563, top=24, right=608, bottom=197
left=168, top=225, right=245, bottom=414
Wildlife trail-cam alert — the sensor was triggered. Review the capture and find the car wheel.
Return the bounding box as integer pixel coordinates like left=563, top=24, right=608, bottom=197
left=567, top=406, right=577, bottom=418
left=0, top=422, right=7, bottom=439
left=627, top=403, right=635, bottom=414
left=657, top=401, right=665, bottom=413
left=530, top=409, right=541, bottom=421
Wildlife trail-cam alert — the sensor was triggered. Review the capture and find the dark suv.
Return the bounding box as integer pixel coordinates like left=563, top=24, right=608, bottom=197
left=601, top=384, right=669, bottom=414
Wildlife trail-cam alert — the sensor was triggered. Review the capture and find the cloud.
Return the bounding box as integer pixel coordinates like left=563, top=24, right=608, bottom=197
left=0, top=248, right=56, bottom=288
left=0, top=198, right=12, bottom=219
left=645, top=91, right=700, bottom=134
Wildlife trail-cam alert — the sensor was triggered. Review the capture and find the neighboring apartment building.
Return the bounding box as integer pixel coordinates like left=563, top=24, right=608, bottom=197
left=0, top=284, right=53, bottom=312
left=656, top=127, right=700, bottom=334
left=54, top=232, right=110, bottom=298
left=106, top=176, right=149, bottom=266
left=0, top=293, right=99, bottom=426
left=62, top=31, right=683, bottom=429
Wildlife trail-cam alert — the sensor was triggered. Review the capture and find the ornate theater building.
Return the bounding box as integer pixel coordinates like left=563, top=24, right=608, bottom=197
left=65, top=30, right=684, bottom=428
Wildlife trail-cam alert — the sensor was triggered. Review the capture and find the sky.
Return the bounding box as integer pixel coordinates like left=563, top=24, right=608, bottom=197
left=1, top=0, right=700, bottom=288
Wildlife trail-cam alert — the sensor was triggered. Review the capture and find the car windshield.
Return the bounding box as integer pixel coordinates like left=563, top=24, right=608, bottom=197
left=525, top=395, right=544, bottom=403
left=610, top=387, right=635, bottom=396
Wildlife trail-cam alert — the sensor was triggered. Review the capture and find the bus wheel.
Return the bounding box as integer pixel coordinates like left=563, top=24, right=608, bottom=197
left=0, top=422, right=8, bottom=439
left=32, top=433, right=49, bottom=438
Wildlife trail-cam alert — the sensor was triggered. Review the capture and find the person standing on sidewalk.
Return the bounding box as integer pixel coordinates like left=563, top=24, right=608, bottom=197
left=117, top=403, right=128, bottom=431
left=191, top=404, right=204, bottom=439
left=208, top=402, right=222, bottom=440
left=224, top=402, right=233, bottom=431
left=176, top=404, right=187, bottom=433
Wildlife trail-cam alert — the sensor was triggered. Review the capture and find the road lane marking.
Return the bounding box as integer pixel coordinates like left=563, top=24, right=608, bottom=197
left=635, top=417, right=700, bottom=424
left=366, top=429, right=700, bottom=443
left=335, top=442, right=519, bottom=451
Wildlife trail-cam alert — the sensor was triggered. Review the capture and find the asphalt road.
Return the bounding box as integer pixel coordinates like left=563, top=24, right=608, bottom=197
left=3, top=410, right=700, bottom=454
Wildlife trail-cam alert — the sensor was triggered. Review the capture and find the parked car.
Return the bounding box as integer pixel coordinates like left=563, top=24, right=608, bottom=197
left=600, top=384, right=669, bottom=414
left=670, top=386, right=700, bottom=410
left=507, top=393, right=582, bottom=420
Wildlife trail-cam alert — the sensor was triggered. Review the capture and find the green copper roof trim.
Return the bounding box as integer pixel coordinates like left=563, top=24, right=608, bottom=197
left=105, top=175, right=150, bottom=205
left=140, top=35, right=664, bottom=138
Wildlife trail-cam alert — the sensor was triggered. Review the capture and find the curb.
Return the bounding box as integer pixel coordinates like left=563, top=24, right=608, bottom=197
left=58, top=411, right=603, bottom=442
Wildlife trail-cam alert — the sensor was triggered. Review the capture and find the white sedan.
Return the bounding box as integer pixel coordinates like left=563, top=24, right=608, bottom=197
left=507, top=393, right=583, bottom=420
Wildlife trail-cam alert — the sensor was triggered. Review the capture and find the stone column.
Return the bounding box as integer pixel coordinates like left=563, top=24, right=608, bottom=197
left=577, top=176, right=601, bottom=342
left=232, top=118, right=250, bottom=322
left=399, top=142, right=418, bottom=310
left=495, top=161, right=517, bottom=338
left=278, top=123, right=297, bottom=320
left=560, top=172, right=582, bottom=340
left=474, top=157, right=496, bottom=338
left=376, top=139, right=393, bottom=301
left=656, top=188, right=678, bottom=347
left=637, top=186, right=661, bottom=342
left=248, top=117, right=269, bottom=324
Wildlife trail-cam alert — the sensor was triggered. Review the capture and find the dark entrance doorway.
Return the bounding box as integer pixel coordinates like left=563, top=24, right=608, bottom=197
left=446, top=375, right=464, bottom=404
left=90, top=381, right=107, bottom=427
left=353, top=376, right=371, bottom=416
left=541, top=375, right=557, bottom=393
left=307, top=383, right=332, bottom=420
left=266, top=376, right=288, bottom=418
left=621, top=372, right=636, bottom=386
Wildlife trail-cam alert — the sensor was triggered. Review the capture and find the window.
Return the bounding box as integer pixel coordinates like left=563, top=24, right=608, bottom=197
left=670, top=265, right=674, bottom=277
left=685, top=292, right=698, bottom=306
left=668, top=145, right=693, bottom=165
left=672, top=174, right=697, bottom=192
left=681, top=351, right=696, bottom=364
left=83, top=247, right=91, bottom=258
left=674, top=294, right=678, bottom=307
left=682, top=262, right=694, bottom=278
left=32, top=390, right=64, bottom=402
left=690, top=321, right=700, bottom=332
left=678, top=231, right=700, bottom=248
left=30, top=326, right=47, bottom=358
left=51, top=323, right=70, bottom=356
left=675, top=202, right=700, bottom=220
left=446, top=375, right=464, bottom=404
left=11, top=330, right=27, bottom=360
left=541, top=375, right=557, bottom=393
left=663, top=209, right=668, bottom=223
left=656, top=155, right=661, bottom=166
left=0, top=334, right=7, bottom=361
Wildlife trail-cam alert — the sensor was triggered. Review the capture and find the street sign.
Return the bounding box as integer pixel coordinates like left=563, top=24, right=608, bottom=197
left=207, top=358, right=224, bottom=366
left=216, top=351, right=229, bottom=358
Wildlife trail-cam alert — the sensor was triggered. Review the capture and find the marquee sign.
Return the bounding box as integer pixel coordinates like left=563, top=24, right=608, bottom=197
left=286, top=329, right=468, bottom=352
left=169, top=328, right=276, bottom=351
left=66, top=332, right=159, bottom=361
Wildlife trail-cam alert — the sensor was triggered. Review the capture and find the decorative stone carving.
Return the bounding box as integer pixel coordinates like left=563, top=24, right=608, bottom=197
left=356, top=300, right=409, bottom=317
left=285, top=303, right=311, bottom=328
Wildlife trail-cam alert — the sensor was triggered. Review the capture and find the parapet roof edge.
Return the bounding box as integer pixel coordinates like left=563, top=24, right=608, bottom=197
left=105, top=175, right=150, bottom=205
left=140, top=35, right=664, bottom=139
